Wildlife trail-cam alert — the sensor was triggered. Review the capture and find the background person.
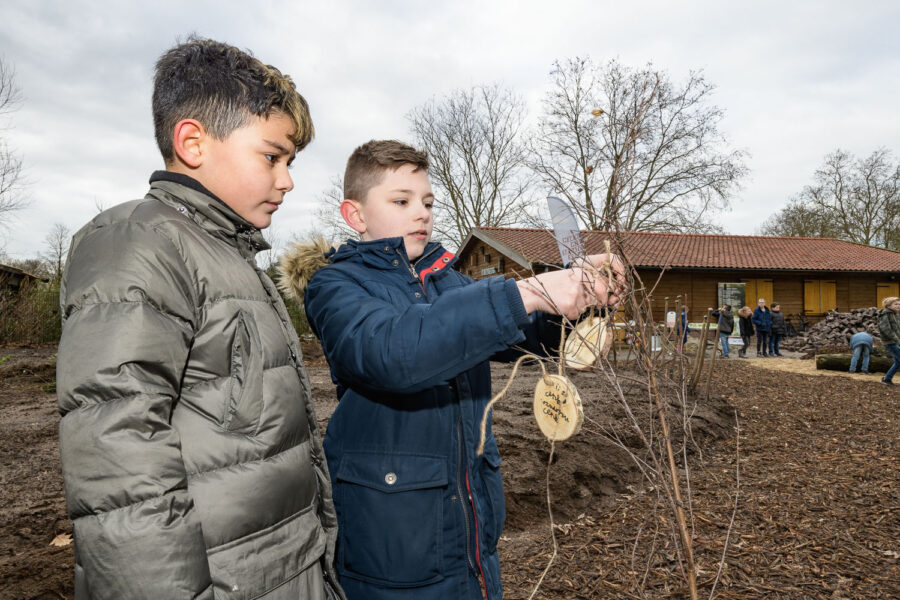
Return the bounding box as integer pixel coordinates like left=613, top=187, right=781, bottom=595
left=769, top=302, right=786, bottom=356
left=712, top=304, right=734, bottom=358
left=848, top=331, right=874, bottom=374
left=878, top=296, right=900, bottom=385
left=752, top=298, right=773, bottom=357
left=737, top=306, right=754, bottom=358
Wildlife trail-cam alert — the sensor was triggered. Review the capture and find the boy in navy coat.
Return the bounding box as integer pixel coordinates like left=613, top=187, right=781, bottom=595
left=282, top=140, right=624, bottom=600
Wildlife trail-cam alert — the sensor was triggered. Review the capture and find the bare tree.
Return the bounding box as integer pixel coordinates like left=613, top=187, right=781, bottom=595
left=312, top=175, right=357, bottom=243
left=530, top=57, right=747, bottom=233
left=759, top=149, right=900, bottom=249
left=0, top=57, right=25, bottom=228
left=758, top=197, right=839, bottom=238
left=41, top=222, right=71, bottom=284
left=408, top=85, right=533, bottom=249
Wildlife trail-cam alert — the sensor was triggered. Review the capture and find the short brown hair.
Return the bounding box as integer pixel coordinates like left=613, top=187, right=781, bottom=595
left=344, top=140, right=428, bottom=201
left=153, top=37, right=314, bottom=163
left=883, top=296, right=900, bottom=308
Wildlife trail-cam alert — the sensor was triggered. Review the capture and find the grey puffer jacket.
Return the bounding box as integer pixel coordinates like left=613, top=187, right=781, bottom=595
left=878, top=307, right=900, bottom=345
left=57, top=172, right=343, bottom=600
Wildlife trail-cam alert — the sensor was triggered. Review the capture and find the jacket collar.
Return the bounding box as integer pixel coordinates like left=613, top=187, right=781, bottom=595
left=330, top=237, right=446, bottom=272
left=146, top=171, right=270, bottom=254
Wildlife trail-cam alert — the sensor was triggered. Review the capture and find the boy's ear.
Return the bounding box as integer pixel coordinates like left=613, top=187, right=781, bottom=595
left=340, top=199, right=367, bottom=234
left=172, top=119, right=206, bottom=168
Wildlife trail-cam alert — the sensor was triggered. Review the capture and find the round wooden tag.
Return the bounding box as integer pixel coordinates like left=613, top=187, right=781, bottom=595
left=533, top=374, right=583, bottom=441
left=563, top=315, right=612, bottom=370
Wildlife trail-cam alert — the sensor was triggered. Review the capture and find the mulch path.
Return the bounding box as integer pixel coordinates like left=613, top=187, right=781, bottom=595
left=499, top=359, right=899, bottom=599
left=2, top=345, right=897, bottom=599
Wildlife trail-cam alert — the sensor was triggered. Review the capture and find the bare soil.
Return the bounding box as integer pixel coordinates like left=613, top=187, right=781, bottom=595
left=1, top=343, right=897, bottom=599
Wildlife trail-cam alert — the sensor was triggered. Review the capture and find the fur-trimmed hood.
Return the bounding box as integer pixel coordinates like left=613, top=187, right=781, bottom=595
left=277, top=237, right=334, bottom=301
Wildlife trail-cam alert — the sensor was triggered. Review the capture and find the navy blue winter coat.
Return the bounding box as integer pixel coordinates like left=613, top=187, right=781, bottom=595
left=304, top=238, right=559, bottom=600
left=752, top=306, right=773, bottom=332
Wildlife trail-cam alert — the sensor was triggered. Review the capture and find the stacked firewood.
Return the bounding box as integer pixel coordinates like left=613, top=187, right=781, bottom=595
left=780, top=307, right=882, bottom=354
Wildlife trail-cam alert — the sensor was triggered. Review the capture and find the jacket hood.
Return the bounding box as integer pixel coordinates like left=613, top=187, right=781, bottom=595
left=277, top=236, right=334, bottom=301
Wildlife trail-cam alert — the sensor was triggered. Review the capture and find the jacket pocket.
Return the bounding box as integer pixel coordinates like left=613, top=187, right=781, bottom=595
left=335, top=452, right=447, bottom=587
left=223, top=310, right=264, bottom=433
left=479, top=442, right=506, bottom=550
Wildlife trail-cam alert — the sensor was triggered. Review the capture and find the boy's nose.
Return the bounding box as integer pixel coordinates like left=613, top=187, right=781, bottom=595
left=276, top=167, right=294, bottom=193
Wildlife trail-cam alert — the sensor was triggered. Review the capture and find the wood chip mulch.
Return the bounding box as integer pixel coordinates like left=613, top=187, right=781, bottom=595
left=499, top=360, right=899, bottom=599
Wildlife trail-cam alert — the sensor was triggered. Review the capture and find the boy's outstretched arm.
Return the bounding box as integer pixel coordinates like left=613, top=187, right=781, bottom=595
left=516, top=253, right=626, bottom=319
left=306, top=257, right=623, bottom=395
left=57, top=222, right=212, bottom=599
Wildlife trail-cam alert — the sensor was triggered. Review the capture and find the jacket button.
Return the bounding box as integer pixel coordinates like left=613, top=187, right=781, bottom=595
left=384, top=472, right=398, bottom=485
left=414, top=292, right=421, bottom=298
left=442, top=256, right=450, bottom=263
left=383, top=245, right=391, bottom=252
left=392, top=259, right=399, bottom=266
left=431, top=266, right=439, bottom=271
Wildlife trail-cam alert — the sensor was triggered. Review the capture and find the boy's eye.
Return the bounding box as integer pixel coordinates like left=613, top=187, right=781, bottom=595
left=393, top=199, right=408, bottom=206
left=265, top=154, right=277, bottom=163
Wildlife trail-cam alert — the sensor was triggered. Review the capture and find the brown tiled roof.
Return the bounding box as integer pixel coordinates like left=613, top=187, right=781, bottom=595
left=473, top=227, right=900, bottom=273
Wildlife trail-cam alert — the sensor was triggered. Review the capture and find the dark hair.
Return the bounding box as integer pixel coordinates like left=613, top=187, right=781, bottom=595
left=771, top=302, right=780, bottom=308
left=344, top=140, right=429, bottom=201
left=723, top=304, right=731, bottom=311
left=153, top=37, right=314, bottom=163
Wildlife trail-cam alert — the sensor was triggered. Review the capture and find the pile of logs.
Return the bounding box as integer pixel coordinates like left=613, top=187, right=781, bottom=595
left=780, top=307, right=882, bottom=354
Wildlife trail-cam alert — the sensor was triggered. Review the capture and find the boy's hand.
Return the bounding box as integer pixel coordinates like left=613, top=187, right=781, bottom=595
left=516, top=253, right=627, bottom=320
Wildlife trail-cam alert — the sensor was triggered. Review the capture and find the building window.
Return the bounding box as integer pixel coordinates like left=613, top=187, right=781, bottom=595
left=485, top=254, right=492, bottom=264
left=499, top=258, right=505, bottom=272
left=804, top=280, right=836, bottom=314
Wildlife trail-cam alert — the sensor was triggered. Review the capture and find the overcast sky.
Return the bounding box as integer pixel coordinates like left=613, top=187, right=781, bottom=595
left=1, top=0, right=899, bottom=261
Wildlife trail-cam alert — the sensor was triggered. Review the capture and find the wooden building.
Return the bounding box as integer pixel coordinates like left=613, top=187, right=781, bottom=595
left=456, top=228, right=900, bottom=323
left=0, top=263, right=47, bottom=294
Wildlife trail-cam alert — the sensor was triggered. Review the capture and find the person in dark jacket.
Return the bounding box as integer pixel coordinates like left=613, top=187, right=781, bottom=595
left=711, top=305, right=734, bottom=358
left=848, top=331, right=874, bottom=374
left=752, top=298, right=773, bottom=357
left=737, top=306, right=754, bottom=358
left=56, top=39, right=344, bottom=599
left=769, top=302, right=786, bottom=356
left=878, top=296, right=900, bottom=385
left=285, top=140, right=626, bottom=600
left=676, top=305, right=689, bottom=352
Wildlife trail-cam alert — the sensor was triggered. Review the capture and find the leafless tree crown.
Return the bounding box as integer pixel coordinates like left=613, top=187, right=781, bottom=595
left=408, top=84, right=533, bottom=249
left=760, top=148, right=900, bottom=250
left=529, top=57, right=747, bottom=233
left=41, top=222, right=71, bottom=284
left=0, top=57, right=25, bottom=228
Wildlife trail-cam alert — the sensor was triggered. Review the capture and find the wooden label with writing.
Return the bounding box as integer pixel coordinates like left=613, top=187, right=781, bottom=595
left=563, top=315, right=612, bottom=371
left=532, top=374, right=583, bottom=441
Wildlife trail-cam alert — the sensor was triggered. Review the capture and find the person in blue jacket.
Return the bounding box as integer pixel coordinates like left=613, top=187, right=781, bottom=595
left=752, top=298, right=773, bottom=357
left=848, top=331, right=874, bottom=374
left=280, top=140, right=626, bottom=600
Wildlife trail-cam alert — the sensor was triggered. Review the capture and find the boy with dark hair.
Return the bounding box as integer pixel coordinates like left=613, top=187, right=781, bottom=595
left=57, top=38, right=343, bottom=599
left=281, top=139, right=625, bottom=600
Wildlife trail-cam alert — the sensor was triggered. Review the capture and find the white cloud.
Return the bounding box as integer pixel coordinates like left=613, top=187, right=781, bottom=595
left=1, top=0, right=899, bottom=259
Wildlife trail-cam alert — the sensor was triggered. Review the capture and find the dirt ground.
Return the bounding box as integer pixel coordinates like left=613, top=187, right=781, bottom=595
left=1, top=343, right=897, bottom=599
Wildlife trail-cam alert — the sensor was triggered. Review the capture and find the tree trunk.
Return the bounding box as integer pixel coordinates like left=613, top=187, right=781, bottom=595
left=815, top=353, right=894, bottom=373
